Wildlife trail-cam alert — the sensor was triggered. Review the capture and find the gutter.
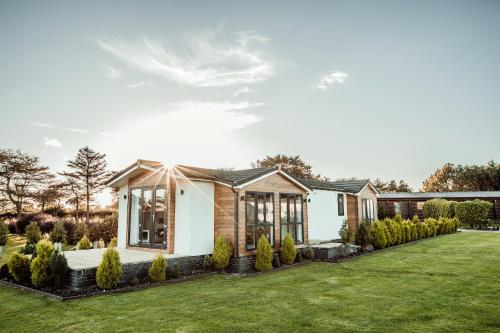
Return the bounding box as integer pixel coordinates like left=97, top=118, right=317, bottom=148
left=231, top=185, right=239, bottom=258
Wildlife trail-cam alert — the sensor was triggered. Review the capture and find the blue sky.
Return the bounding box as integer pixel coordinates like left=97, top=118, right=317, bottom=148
left=1, top=0, right=499, bottom=195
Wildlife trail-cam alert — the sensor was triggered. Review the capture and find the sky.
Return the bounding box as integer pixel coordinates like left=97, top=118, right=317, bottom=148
left=1, top=0, right=500, bottom=205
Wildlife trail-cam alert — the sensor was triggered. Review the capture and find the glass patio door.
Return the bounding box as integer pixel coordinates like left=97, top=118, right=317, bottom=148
left=128, top=186, right=167, bottom=249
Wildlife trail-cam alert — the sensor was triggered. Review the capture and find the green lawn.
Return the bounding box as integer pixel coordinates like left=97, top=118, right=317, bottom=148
left=1, top=232, right=500, bottom=333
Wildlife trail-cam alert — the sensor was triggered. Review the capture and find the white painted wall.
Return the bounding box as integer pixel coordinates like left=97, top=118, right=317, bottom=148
left=117, top=184, right=129, bottom=248
left=174, top=180, right=215, bottom=255
left=308, top=189, right=347, bottom=242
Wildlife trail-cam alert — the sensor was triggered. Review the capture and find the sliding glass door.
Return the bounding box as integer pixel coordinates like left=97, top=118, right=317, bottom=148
left=128, top=186, right=167, bottom=249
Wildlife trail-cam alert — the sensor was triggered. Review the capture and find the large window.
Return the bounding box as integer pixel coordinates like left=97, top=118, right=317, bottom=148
left=245, top=192, right=274, bottom=250
left=280, top=194, right=304, bottom=244
left=362, top=199, right=375, bottom=222
left=338, top=194, right=345, bottom=216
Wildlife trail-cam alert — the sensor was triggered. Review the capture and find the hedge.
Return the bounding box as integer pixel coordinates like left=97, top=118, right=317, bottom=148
left=423, top=199, right=454, bottom=219
left=454, top=200, right=493, bottom=229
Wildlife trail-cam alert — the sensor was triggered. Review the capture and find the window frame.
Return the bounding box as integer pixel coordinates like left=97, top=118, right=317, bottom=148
left=337, top=193, right=345, bottom=216
left=279, top=193, right=305, bottom=245
left=245, top=191, right=275, bottom=250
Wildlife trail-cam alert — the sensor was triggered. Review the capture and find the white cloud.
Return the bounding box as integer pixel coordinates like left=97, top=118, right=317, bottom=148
left=96, top=30, right=275, bottom=87
left=316, top=71, right=349, bottom=90
left=29, top=121, right=87, bottom=134
left=233, top=86, right=253, bottom=97
left=99, top=132, right=118, bottom=137
left=43, top=137, right=62, bottom=148
left=127, top=81, right=151, bottom=88
left=103, top=64, right=123, bottom=79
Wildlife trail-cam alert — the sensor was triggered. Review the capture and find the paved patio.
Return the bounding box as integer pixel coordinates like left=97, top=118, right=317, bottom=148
left=64, top=248, right=186, bottom=270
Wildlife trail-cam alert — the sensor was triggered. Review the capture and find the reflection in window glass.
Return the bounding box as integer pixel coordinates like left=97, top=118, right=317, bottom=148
left=280, top=194, right=303, bottom=244
left=245, top=192, right=274, bottom=249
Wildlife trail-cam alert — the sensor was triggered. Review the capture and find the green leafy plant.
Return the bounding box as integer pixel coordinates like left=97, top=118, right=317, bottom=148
left=25, top=222, right=41, bottom=245
left=0, top=221, right=8, bottom=247
left=7, top=252, right=31, bottom=283
left=148, top=253, right=166, bottom=282
left=410, top=223, right=417, bottom=241
left=75, top=223, right=88, bottom=241
left=423, top=199, right=451, bottom=219
left=49, top=251, right=68, bottom=289
left=383, top=219, right=398, bottom=246
left=78, top=235, right=92, bottom=250
left=49, top=221, right=67, bottom=243
left=370, top=221, right=388, bottom=249
left=393, top=214, right=403, bottom=223
left=455, top=200, right=493, bottom=229
left=403, top=222, right=412, bottom=242
left=212, top=235, right=231, bottom=270
left=425, top=218, right=437, bottom=237
left=339, top=221, right=354, bottom=245
left=355, top=221, right=372, bottom=248
left=100, top=214, right=118, bottom=246
left=255, top=235, right=273, bottom=271
left=280, top=233, right=297, bottom=265
left=412, top=215, right=420, bottom=224
left=30, top=240, right=55, bottom=287
left=96, top=246, right=122, bottom=289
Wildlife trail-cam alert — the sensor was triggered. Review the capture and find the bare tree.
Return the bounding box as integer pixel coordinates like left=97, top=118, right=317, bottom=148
left=0, top=149, right=53, bottom=217
left=66, top=147, right=109, bottom=223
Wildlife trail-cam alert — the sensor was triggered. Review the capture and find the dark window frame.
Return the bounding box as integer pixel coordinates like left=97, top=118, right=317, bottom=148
left=127, top=185, right=168, bottom=249
left=279, top=193, right=304, bottom=245
left=338, top=193, right=345, bottom=216
left=245, top=191, right=275, bottom=250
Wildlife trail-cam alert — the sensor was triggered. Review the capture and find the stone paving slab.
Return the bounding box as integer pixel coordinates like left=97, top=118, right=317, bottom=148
left=64, top=248, right=185, bottom=270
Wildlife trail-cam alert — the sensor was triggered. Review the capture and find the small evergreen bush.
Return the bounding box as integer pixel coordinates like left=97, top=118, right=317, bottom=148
left=383, top=219, right=398, bottom=246
left=49, top=221, right=67, bottom=244
left=213, top=235, right=232, bottom=270
left=0, top=221, right=8, bottom=247
left=49, top=251, right=68, bottom=289
left=355, top=221, right=372, bottom=248
left=423, top=198, right=451, bottom=219
left=109, top=237, right=117, bottom=248
left=412, top=215, right=420, bottom=224
left=370, top=221, right=388, bottom=249
left=280, top=233, right=297, bottom=265
left=25, top=222, right=41, bottom=245
left=78, top=235, right=92, bottom=250
left=394, top=214, right=403, bottom=223
left=30, top=239, right=55, bottom=287
left=75, top=223, right=88, bottom=241
left=455, top=200, right=492, bottom=229
left=255, top=235, right=273, bottom=271
left=7, top=252, right=31, bottom=283
left=96, top=246, right=122, bottom=289
left=415, top=223, right=424, bottom=240
left=404, top=222, right=412, bottom=242
left=339, top=221, right=355, bottom=245
left=148, top=253, right=166, bottom=282
left=425, top=218, right=438, bottom=237
left=410, top=223, right=417, bottom=241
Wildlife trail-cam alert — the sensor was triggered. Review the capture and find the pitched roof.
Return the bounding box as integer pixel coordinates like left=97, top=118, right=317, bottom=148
left=300, top=178, right=372, bottom=194
left=106, top=159, right=164, bottom=187
left=379, top=191, right=500, bottom=200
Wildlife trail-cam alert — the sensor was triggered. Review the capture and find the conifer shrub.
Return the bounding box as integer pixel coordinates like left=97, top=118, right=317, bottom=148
left=49, top=251, right=68, bottom=289
left=25, top=222, right=41, bottom=245
left=339, top=221, right=354, bottom=245
left=394, top=214, right=403, bottom=223
left=383, top=222, right=392, bottom=246
left=7, top=252, right=31, bottom=283
left=398, top=221, right=407, bottom=243
left=370, top=221, right=388, bottom=249
left=412, top=215, right=420, bottom=224
left=383, top=219, right=399, bottom=246
left=409, top=223, right=417, bottom=241
left=280, top=233, right=297, bottom=265
left=148, top=253, right=166, bottom=282
left=212, top=235, right=231, bottom=270
left=0, top=221, right=8, bottom=247
left=416, top=223, right=424, bottom=240
left=75, top=223, right=88, bottom=241
left=394, top=220, right=404, bottom=244
left=49, top=221, right=67, bottom=244
left=355, top=221, right=372, bottom=248
left=255, top=235, right=273, bottom=271
left=109, top=237, right=117, bottom=248
left=96, top=246, right=122, bottom=289
left=404, top=222, right=412, bottom=242
left=30, top=239, right=55, bottom=287
left=78, top=235, right=92, bottom=250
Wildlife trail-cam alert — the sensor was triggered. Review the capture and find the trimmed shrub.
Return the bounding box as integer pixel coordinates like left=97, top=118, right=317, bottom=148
left=448, top=201, right=458, bottom=218
left=100, top=213, right=118, bottom=246
left=303, top=247, right=315, bottom=260
left=255, top=235, right=273, bottom=271
left=370, top=221, right=388, bottom=249
left=148, top=253, right=166, bottom=282
left=383, top=219, right=399, bottom=246
left=30, top=240, right=55, bottom=287
left=25, top=222, right=41, bottom=245
left=424, top=218, right=438, bottom=237
left=455, top=200, right=493, bottom=229
left=96, top=247, right=122, bottom=289
left=398, top=220, right=407, bottom=243
left=280, top=233, right=297, bottom=265
left=49, top=221, right=67, bottom=244
left=212, top=235, right=231, bottom=270
left=409, top=223, right=417, bottom=241
left=404, top=222, right=412, bottom=242
left=339, top=221, right=354, bottom=245
left=75, top=223, right=88, bottom=241
left=0, top=221, right=8, bottom=247
left=394, top=214, right=403, bottom=223
left=412, top=215, right=420, bottom=224
left=78, top=235, right=92, bottom=250
left=8, top=252, right=31, bottom=283
left=415, top=223, right=424, bottom=240
left=49, top=251, right=68, bottom=289
left=109, top=237, right=117, bottom=248
left=355, top=221, right=372, bottom=248
left=423, top=199, right=451, bottom=219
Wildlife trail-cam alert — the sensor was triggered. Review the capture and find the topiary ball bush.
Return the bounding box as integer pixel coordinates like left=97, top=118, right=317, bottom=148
left=212, top=235, right=231, bottom=270
left=30, top=239, right=55, bottom=287
left=255, top=235, right=273, bottom=272
left=96, top=246, right=122, bottom=289
left=148, top=253, right=166, bottom=282
left=7, top=252, right=31, bottom=283
left=280, top=233, right=297, bottom=265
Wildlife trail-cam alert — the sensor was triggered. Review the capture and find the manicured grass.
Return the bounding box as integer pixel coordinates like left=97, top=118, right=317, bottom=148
left=1, top=232, right=500, bottom=332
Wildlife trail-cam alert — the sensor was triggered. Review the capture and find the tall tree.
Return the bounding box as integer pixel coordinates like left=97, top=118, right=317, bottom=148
left=252, top=154, right=329, bottom=181
left=373, top=178, right=412, bottom=192
left=60, top=172, right=85, bottom=222
left=66, top=147, right=109, bottom=223
left=33, top=182, right=65, bottom=212
left=0, top=149, right=53, bottom=217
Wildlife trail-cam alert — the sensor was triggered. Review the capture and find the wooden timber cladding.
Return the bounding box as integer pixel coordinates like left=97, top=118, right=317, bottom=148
left=214, top=184, right=235, bottom=244
left=346, top=194, right=358, bottom=231
left=236, top=173, right=309, bottom=257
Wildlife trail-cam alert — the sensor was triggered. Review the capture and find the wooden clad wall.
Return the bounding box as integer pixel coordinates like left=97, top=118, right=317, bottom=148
left=237, top=173, right=308, bottom=257
left=347, top=194, right=358, bottom=231
left=214, top=184, right=235, bottom=244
